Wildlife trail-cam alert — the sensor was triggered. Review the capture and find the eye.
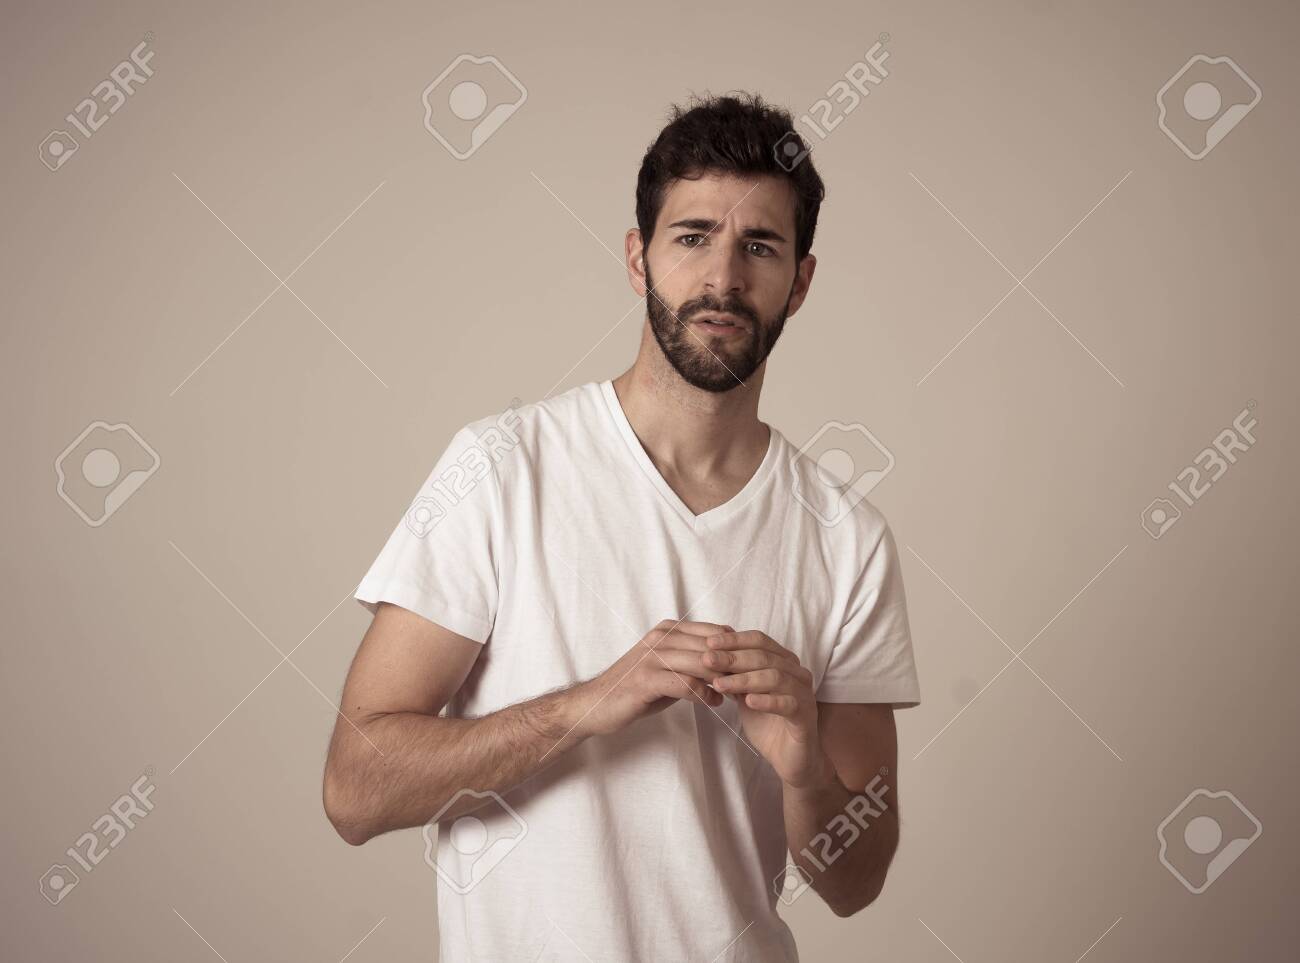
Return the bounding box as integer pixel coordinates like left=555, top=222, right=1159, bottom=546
left=677, top=234, right=777, bottom=258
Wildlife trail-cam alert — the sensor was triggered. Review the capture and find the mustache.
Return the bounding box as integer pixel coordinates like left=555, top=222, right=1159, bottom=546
left=681, top=299, right=758, bottom=325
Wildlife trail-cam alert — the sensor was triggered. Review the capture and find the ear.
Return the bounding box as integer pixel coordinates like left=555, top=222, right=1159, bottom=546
left=626, top=228, right=648, bottom=297
left=785, top=253, right=818, bottom=318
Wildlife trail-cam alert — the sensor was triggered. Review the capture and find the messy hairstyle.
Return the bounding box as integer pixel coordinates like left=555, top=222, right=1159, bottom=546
left=634, top=91, right=826, bottom=264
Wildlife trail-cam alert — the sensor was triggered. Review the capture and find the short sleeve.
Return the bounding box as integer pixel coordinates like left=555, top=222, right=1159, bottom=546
left=354, top=424, right=503, bottom=643
left=816, top=521, right=921, bottom=708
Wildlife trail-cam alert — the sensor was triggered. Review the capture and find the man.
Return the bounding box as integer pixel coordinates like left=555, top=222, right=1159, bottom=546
left=323, top=92, right=921, bottom=962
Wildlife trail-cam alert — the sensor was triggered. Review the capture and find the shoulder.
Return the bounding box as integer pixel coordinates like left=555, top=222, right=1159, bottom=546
left=450, top=382, right=603, bottom=485
left=461, top=382, right=598, bottom=439
left=780, top=427, right=894, bottom=552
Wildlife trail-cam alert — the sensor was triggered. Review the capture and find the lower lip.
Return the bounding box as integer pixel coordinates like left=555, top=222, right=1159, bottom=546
left=692, top=320, right=747, bottom=336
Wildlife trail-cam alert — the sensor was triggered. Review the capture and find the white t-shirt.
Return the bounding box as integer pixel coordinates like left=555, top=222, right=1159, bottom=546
left=355, top=380, right=921, bottom=962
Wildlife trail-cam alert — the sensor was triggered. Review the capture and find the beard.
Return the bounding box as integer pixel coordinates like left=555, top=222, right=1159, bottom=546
left=644, top=261, right=792, bottom=393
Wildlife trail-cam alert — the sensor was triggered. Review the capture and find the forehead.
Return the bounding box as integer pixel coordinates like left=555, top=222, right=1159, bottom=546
left=657, top=171, right=795, bottom=235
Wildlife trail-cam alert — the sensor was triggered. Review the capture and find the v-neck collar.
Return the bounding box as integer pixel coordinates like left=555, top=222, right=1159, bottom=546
left=598, top=379, right=780, bottom=532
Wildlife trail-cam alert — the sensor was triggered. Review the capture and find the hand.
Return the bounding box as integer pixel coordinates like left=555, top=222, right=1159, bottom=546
left=703, top=631, right=835, bottom=790
left=569, top=619, right=730, bottom=739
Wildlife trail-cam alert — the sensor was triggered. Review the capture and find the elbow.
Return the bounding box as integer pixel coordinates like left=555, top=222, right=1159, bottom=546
left=330, top=811, right=372, bottom=847
left=829, top=893, right=872, bottom=919
left=828, top=874, right=886, bottom=918
left=322, top=766, right=373, bottom=847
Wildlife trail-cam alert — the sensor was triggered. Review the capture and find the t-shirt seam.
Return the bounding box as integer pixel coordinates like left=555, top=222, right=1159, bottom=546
left=357, top=574, right=493, bottom=636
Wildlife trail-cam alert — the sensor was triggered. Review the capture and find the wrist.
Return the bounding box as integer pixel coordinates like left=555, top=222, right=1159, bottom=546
left=785, top=748, right=842, bottom=794
left=519, top=685, right=586, bottom=748
left=552, top=681, right=597, bottom=742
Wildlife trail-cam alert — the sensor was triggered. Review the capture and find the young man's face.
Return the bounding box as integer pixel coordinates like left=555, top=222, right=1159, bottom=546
left=628, top=171, right=816, bottom=393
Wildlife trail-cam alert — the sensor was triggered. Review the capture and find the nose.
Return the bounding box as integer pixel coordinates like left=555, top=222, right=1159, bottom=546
left=703, top=239, right=746, bottom=298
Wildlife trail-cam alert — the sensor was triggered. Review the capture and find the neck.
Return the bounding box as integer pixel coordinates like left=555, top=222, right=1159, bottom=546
left=610, top=322, right=770, bottom=479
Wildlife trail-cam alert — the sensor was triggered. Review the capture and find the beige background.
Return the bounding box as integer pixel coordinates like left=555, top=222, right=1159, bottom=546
left=4, top=0, right=1297, bottom=959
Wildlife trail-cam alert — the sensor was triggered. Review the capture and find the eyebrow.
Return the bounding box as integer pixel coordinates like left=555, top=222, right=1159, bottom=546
left=666, top=218, right=788, bottom=244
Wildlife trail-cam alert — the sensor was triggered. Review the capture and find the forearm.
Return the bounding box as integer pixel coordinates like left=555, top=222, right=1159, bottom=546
left=326, top=684, right=587, bottom=844
left=782, top=762, right=898, bottom=917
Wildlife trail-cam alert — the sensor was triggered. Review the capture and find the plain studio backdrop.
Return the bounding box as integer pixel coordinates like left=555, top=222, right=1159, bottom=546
left=2, top=0, right=1297, bottom=959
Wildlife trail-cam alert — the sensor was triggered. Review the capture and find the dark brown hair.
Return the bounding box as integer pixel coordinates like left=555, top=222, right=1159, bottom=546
left=635, top=91, right=826, bottom=263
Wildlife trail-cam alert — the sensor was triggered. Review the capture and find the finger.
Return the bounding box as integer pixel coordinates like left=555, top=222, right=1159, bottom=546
left=656, top=619, right=733, bottom=636
left=647, top=621, right=733, bottom=652
left=702, top=646, right=803, bottom=675
left=653, top=667, right=724, bottom=707
left=740, top=692, right=800, bottom=716
left=705, top=630, right=794, bottom=661
left=713, top=667, right=796, bottom=695
left=650, top=647, right=728, bottom=683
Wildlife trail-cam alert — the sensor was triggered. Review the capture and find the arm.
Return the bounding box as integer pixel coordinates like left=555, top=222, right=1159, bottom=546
left=321, top=602, right=590, bottom=846
left=322, top=607, right=729, bottom=846
left=782, top=702, right=900, bottom=917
